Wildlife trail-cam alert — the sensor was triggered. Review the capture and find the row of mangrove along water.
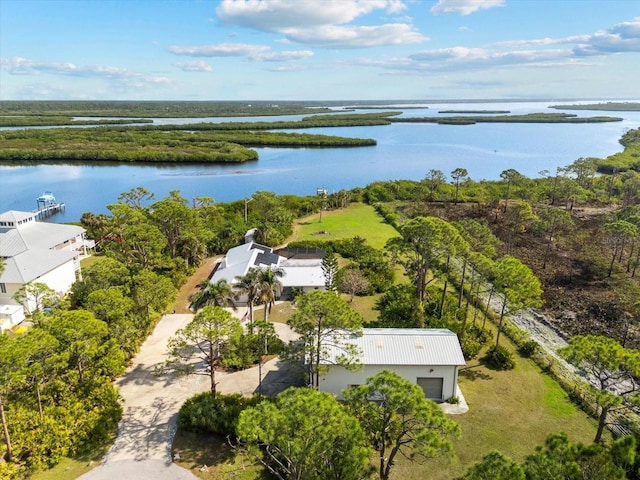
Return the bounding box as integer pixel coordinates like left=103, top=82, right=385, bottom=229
left=0, top=107, right=631, bottom=164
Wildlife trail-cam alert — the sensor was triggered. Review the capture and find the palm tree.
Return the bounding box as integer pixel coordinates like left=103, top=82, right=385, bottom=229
left=257, top=266, right=285, bottom=322
left=234, top=268, right=262, bottom=332
left=189, top=279, right=236, bottom=311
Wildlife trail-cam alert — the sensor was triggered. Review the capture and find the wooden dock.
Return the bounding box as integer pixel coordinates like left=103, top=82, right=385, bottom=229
left=34, top=202, right=65, bottom=219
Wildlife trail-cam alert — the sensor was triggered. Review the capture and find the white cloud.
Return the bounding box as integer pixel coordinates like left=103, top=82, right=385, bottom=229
left=167, top=42, right=313, bottom=62
left=174, top=60, right=213, bottom=72
left=496, top=36, right=590, bottom=47
left=422, top=47, right=588, bottom=70
left=376, top=17, right=639, bottom=74
left=217, top=0, right=404, bottom=28
left=410, top=46, right=488, bottom=62
left=0, top=56, right=172, bottom=88
left=574, top=17, right=640, bottom=55
left=496, top=18, right=640, bottom=55
left=215, top=0, right=425, bottom=48
left=430, top=0, right=505, bottom=16
left=259, top=50, right=314, bottom=61
left=283, top=23, right=426, bottom=48
left=167, top=43, right=271, bottom=57
left=0, top=57, right=77, bottom=75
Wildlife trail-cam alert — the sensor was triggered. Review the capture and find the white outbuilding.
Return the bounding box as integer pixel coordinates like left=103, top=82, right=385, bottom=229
left=319, top=328, right=466, bottom=402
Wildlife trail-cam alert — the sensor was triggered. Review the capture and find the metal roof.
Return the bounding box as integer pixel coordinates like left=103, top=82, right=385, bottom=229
left=0, top=213, right=85, bottom=256
left=323, top=328, right=466, bottom=366
left=0, top=250, right=78, bottom=284
left=0, top=210, right=36, bottom=225
left=211, top=241, right=325, bottom=289
left=0, top=210, right=85, bottom=284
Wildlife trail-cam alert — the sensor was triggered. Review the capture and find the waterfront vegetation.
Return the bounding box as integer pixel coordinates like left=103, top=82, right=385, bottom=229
left=390, top=112, right=623, bottom=125
left=596, top=127, right=640, bottom=173
left=550, top=102, right=640, bottom=111
left=129, top=111, right=400, bottom=131
left=0, top=109, right=630, bottom=165
left=3, top=126, right=640, bottom=479
left=0, top=125, right=376, bottom=164
left=0, top=116, right=154, bottom=127
left=438, top=110, right=511, bottom=114
left=0, top=100, right=338, bottom=118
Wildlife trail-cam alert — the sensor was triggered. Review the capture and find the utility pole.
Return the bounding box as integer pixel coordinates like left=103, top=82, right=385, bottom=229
left=258, top=328, right=268, bottom=394
left=317, top=187, right=327, bottom=223
left=244, top=197, right=253, bottom=223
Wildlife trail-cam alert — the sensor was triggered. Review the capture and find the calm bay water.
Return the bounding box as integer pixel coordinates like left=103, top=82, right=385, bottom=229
left=1, top=101, right=639, bottom=223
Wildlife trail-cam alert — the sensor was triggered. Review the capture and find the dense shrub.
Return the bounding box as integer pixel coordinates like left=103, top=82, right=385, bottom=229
left=374, top=203, right=399, bottom=228
left=332, top=238, right=394, bottom=292
left=484, top=345, right=516, bottom=370
left=178, top=392, right=267, bottom=437
left=222, top=331, right=285, bottom=371
left=467, top=323, right=494, bottom=344
left=373, top=284, right=425, bottom=328
left=518, top=340, right=539, bottom=357
left=461, top=338, right=483, bottom=360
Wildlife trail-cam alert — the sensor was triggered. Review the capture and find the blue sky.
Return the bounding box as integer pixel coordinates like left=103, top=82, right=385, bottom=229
left=1, top=0, right=638, bottom=101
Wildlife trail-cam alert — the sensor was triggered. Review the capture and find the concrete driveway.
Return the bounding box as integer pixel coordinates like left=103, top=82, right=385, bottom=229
left=79, top=312, right=299, bottom=480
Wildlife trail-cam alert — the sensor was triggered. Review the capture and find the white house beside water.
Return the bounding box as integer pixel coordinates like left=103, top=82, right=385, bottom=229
left=0, top=210, right=93, bottom=331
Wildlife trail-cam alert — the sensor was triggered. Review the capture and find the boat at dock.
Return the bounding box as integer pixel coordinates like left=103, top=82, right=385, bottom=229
left=35, top=191, right=65, bottom=218
left=37, top=191, right=56, bottom=204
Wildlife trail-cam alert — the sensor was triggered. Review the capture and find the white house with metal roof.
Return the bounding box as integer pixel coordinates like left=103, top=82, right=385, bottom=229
left=210, top=241, right=326, bottom=304
left=319, top=328, right=466, bottom=402
left=0, top=210, right=93, bottom=331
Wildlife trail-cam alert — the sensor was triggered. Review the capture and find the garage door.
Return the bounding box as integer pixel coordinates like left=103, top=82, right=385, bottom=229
left=417, top=377, right=443, bottom=400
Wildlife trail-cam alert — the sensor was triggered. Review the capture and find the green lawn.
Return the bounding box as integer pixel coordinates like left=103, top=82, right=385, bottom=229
left=79, top=253, right=104, bottom=270
left=172, top=430, right=266, bottom=480
left=268, top=295, right=380, bottom=325
left=391, top=337, right=599, bottom=479
left=287, top=203, right=399, bottom=249
left=29, top=433, right=116, bottom=480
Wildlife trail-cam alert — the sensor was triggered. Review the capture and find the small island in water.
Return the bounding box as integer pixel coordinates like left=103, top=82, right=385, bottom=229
left=550, top=102, right=640, bottom=111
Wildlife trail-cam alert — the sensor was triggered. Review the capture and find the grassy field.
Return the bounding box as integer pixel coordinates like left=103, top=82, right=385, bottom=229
left=29, top=433, right=116, bottom=480
left=172, top=430, right=266, bottom=480
left=393, top=338, right=599, bottom=479
left=286, top=202, right=399, bottom=250
left=267, top=295, right=380, bottom=325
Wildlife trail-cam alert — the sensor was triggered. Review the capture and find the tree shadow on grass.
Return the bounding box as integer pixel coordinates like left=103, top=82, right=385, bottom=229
left=459, top=364, right=493, bottom=381
left=172, top=430, right=271, bottom=480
